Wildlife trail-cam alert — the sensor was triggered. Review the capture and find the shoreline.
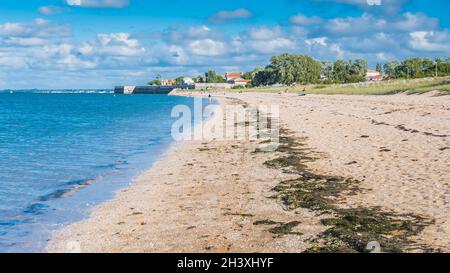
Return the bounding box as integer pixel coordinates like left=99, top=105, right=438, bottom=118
left=0, top=93, right=193, bottom=253
left=48, top=92, right=450, bottom=253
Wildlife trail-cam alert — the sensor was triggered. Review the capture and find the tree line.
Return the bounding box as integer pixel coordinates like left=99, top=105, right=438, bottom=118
left=148, top=70, right=226, bottom=85
left=245, top=54, right=368, bottom=86
left=381, top=58, right=450, bottom=79
left=246, top=54, right=450, bottom=87
left=148, top=54, right=450, bottom=87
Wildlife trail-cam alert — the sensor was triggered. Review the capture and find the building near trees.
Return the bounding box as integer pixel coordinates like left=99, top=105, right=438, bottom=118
left=366, top=69, right=384, bottom=81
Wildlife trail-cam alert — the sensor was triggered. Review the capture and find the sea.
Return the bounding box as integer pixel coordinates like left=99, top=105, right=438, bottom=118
left=0, top=90, right=205, bottom=252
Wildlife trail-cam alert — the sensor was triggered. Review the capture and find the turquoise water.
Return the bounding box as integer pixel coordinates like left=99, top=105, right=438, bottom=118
left=0, top=92, right=201, bottom=252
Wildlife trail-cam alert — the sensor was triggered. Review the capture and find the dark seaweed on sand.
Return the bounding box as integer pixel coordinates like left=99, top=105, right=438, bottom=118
left=262, top=128, right=436, bottom=253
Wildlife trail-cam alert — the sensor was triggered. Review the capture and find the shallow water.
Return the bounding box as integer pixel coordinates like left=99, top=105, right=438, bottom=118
left=0, top=92, right=202, bottom=252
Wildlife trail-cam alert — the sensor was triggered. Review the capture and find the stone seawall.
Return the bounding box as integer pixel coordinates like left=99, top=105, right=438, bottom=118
left=114, top=86, right=178, bottom=94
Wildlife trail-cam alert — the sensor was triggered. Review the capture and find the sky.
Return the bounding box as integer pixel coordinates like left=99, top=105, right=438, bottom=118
left=0, top=0, right=449, bottom=89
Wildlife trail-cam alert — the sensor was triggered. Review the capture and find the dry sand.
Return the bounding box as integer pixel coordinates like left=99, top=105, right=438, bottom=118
left=48, top=92, right=450, bottom=253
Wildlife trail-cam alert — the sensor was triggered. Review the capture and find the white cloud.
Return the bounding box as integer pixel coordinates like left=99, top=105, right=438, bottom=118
left=303, top=10, right=445, bottom=62
left=66, top=0, right=130, bottom=8
left=327, top=0, right=380, bottom=5
left=324, top=13, right=387, bottom=36
left=57, top=54, right=96, bottom=69
left=98, top=33, right=138, bottom=48
left=375, top=52, right=397, bottom=61
left=188, top=39, right=227, bottom=56
left=322, top=12, right=437, bottom=37
left=0, top=53, right=29, bottom=69
left=3, top=37, right=47, bottom=46
left=208, top=8, right=252, bottom=24
left=409, top=31, right=450, bottom=52
left=41, top=43, right=74, bottom=57
left=393, top=12, right=439, bottom=31
left=0, top=19, right=146, bottom=74
left=239, top=27, right=295, bottom=54
left=291, top=26, right=309, bottom=36
left=322, top=0, right=409, bottom=14
left=247, top=27, right=284, bottom=40
left=290, top=14, right=322, bottom=25
left=78, top=43, right=94, bottom=55
left=8, top=42, right=98, bottom=70
left=0, top=23, right=28, bottom=36
left=0, top=19, right=71, bottom=38
left=329, top=44, right=345, bottom=58
left=250, top=38, right=295, bottom=54
left=186, top=26, right=212, bottom=38
left=306, top=37, right=328, bottom=46
left=157, top=45, right=188, bottom=65
left=94, top=33, right=144, bottom=56
left=38, top=6, right=65, bottom=16
left=0, top=19, right=78, bottom=71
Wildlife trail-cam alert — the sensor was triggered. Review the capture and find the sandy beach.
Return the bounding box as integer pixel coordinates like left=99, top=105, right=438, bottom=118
left=48, top=92, right=450, bottom=253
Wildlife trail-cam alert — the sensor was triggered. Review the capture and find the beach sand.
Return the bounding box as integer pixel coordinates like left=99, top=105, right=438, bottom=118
left=48, top=92, right=450, bottom=253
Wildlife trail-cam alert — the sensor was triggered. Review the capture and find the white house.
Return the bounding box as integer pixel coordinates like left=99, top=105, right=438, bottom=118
left=225, top=71, right=250, bottom=86
left=366, top=69, right=384, bottom=81
left=229, top=77, right=250, bottom=86
left=182, top=77, right=195, bottom=85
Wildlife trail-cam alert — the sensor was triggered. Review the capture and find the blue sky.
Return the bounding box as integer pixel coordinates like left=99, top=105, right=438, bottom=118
left=0, top=0, right=449, bottom=89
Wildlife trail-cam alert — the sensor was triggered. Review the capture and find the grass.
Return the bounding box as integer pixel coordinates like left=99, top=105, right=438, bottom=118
left=221, top=76, right=450, bottom=95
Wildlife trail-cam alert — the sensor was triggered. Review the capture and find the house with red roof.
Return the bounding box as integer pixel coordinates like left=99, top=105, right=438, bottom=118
left=366, top=69, right=384, bottom=81
left=225, top=72, right=251, bottom=86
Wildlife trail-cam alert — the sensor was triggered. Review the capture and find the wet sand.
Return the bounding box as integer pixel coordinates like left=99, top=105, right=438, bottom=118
left=48, top=92, right=450, bottom=253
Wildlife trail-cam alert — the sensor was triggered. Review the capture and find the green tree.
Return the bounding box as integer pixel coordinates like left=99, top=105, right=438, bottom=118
left=205, top=70, right=226, bottom=83
left=352, top=59, right=368, bottom=80
left=193, top=75, right=204, bottom=83
left=332, top=60, right=348, bottom=83
left=401, top=58, right=423, bottom=78
left=269, top=53, right=321, bottom=85
left=174, top=76, right=184, bottom=85
left=252, top=67, right=278, bottom=86
left=243, top=67, right=264, bottom=83
left=376, top=63, right=383, bottom=73
left=421, top=58, right=434, bottom=77
left=321, top=61, right=334, bottom=82
left=383, top=61, right=400, bottom=78
left=148, top=74, right=162, bottom=86
left=329, top=59, right=367, bottom=83
left=436, top=58, right=450, bottom=76
left=393, top=57, right=450, bottom=78
left=239, top=55, right=449, bottom=88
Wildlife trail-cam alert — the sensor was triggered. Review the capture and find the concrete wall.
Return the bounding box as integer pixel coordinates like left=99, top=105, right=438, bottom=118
left=194, top=83, right=232, bottom=90
left=114, top=86, right=176, bottom=94
left=123, top=86, right=135, bottom=94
